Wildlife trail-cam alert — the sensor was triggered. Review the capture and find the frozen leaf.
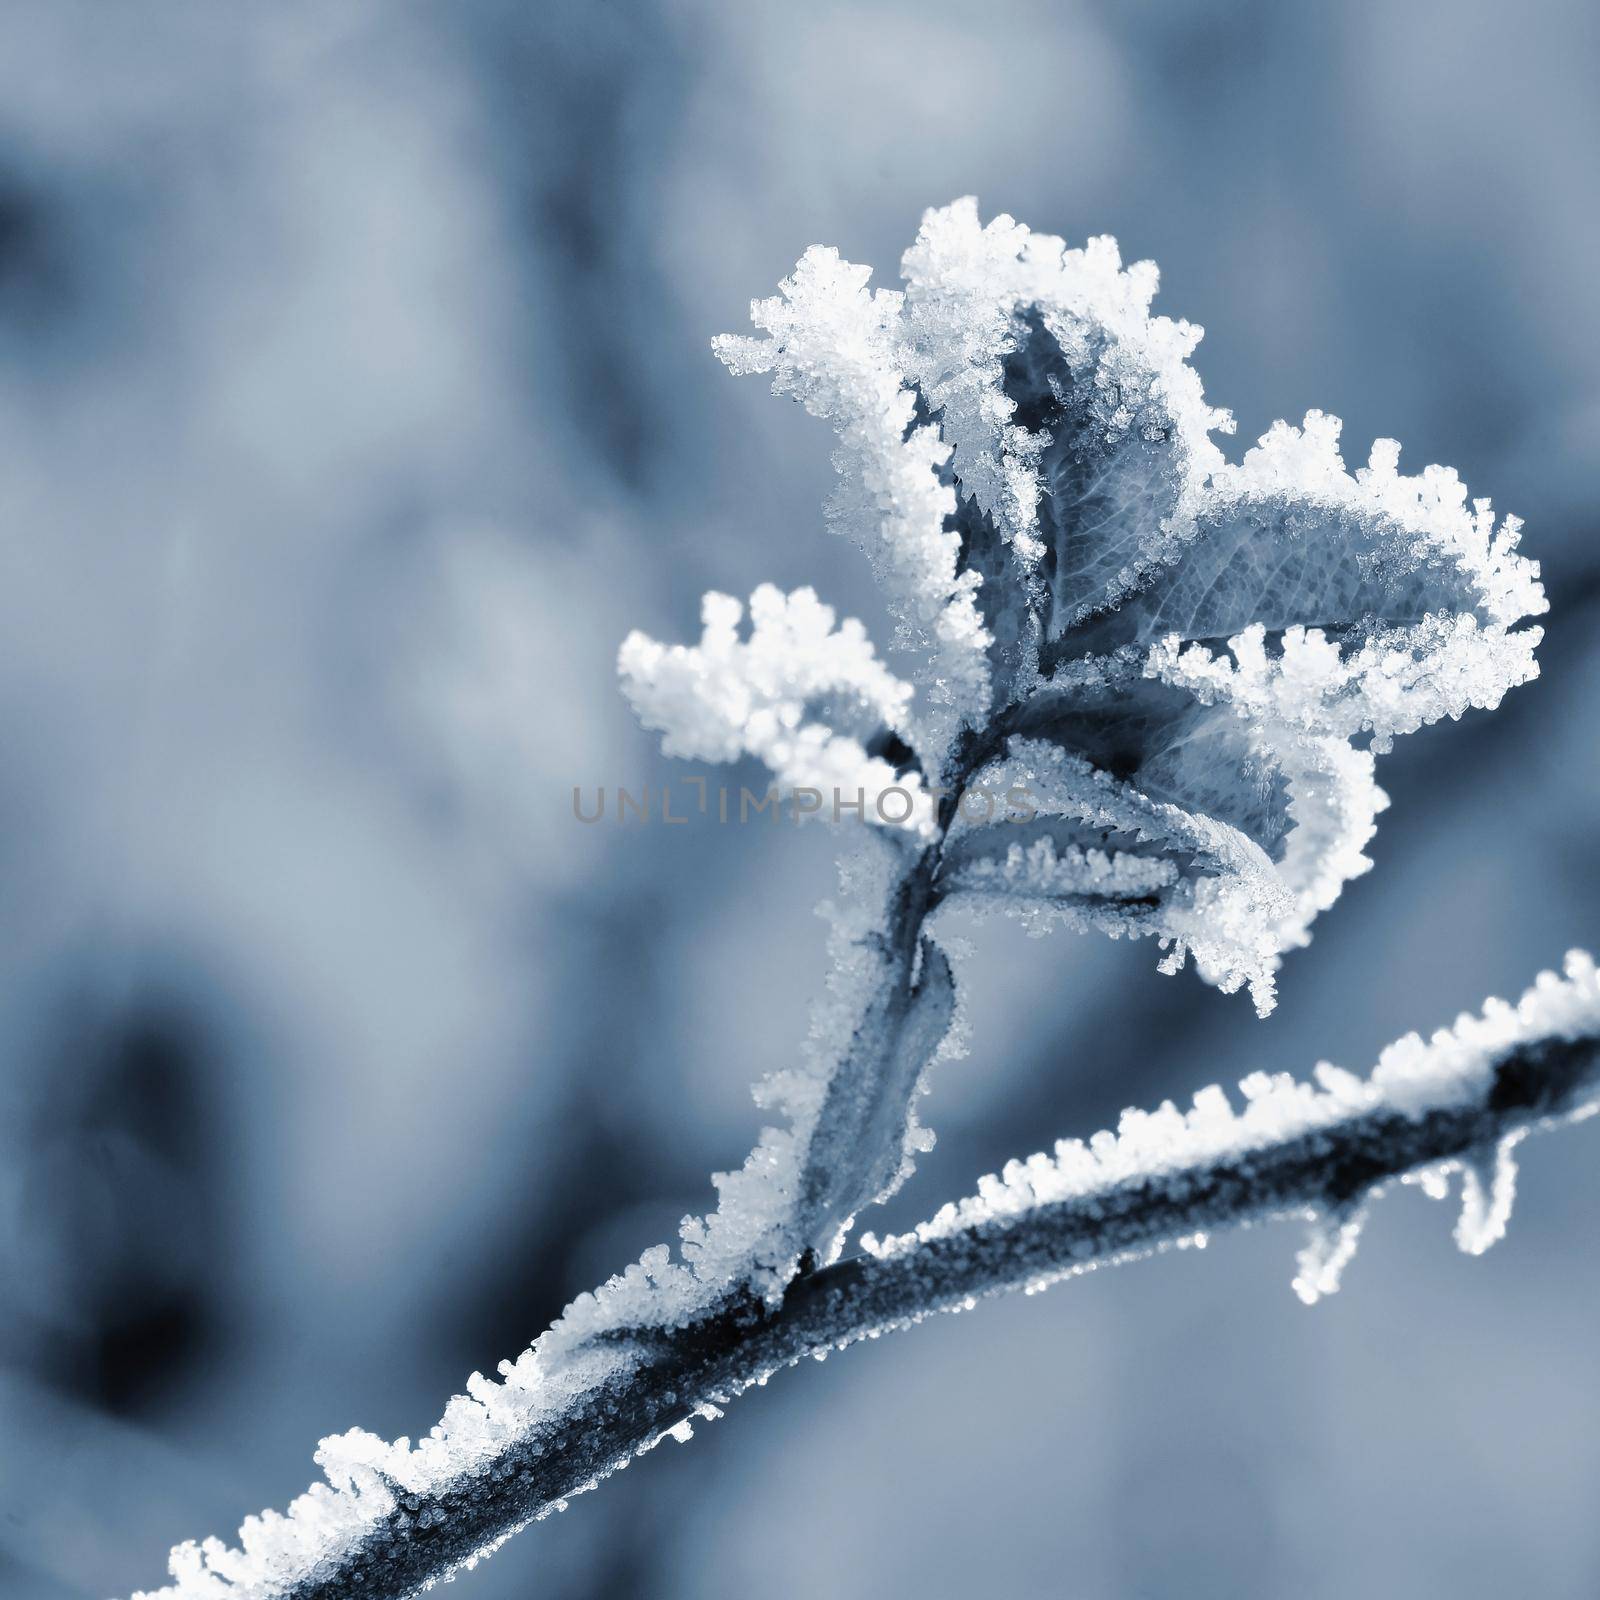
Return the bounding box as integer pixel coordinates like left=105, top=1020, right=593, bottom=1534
left=714, top=247, right=991, bottom=763
left=1004, top=307, right=1201, bottom=642
left=619, top=584, right=934, bottom=836
left=1064, top=415, right=1540, bottom=659
left=938, top=736, right=1296, bottom=1011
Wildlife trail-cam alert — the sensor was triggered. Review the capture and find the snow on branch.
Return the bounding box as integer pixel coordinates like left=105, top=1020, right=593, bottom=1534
left=134, top=955, right=1600, bottom=1600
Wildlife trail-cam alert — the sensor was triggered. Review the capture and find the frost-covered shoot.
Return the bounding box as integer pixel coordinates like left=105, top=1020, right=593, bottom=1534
left=130, top=202, right=1560, bottom=1600
left=633, top=197, right=1545, bottom=1012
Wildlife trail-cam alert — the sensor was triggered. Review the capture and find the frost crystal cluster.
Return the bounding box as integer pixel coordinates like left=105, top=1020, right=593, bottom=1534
left=131, top=204, right=1577, bottom=1600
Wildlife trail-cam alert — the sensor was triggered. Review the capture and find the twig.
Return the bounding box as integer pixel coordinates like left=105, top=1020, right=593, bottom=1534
left=257, top=982, right=1599, bottom=1600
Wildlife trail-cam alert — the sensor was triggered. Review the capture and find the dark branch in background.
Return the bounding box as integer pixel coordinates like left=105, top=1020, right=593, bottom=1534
left=280, top=1024, right=1600, bottom=1600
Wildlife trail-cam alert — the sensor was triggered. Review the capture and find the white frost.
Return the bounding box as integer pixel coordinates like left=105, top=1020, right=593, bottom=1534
left=1292, top=1206, right=1369, bottom=1306
left=942, top=736, right=1295, bottom=1014
left=619, top=584, right=933, bottom=836
left=1207, top=412, right=1545, bottom=632
left=897, top=198, right=1234, bottom=629
left=714, top=245, right=991, bottom=763
left=868, top=951, right=1600, bottom=1305
left=1147, top=614, right=1541, bottom=758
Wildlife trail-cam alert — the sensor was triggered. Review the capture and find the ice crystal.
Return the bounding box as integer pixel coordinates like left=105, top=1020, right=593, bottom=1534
left=1452, top=1135, right=1525, bottom=1256
left=137, top=1338, right=636, bottom=1600
left=1292, top=1206, right=1369, bottom=1305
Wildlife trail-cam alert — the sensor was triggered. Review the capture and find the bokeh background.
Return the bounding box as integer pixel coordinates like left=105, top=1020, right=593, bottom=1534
left=2, top=2, right=1598, bottom=1596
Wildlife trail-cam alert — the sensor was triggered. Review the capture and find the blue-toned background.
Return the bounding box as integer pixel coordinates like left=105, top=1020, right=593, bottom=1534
left=2, top=3, right=1597, bottom=1596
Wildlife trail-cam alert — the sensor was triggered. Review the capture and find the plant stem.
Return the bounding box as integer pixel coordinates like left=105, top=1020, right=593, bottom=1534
left=795, top=845, right=949, bottom=1263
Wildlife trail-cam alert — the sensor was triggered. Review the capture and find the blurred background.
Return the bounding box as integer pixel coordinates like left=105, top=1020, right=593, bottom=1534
left=1, top=2, right=1597, bottom=1596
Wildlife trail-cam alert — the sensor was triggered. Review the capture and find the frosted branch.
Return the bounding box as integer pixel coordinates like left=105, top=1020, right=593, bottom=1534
left=127, top=201, right=1560, bottom=1598
left=135, top=955, right=1600, bottom=1600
